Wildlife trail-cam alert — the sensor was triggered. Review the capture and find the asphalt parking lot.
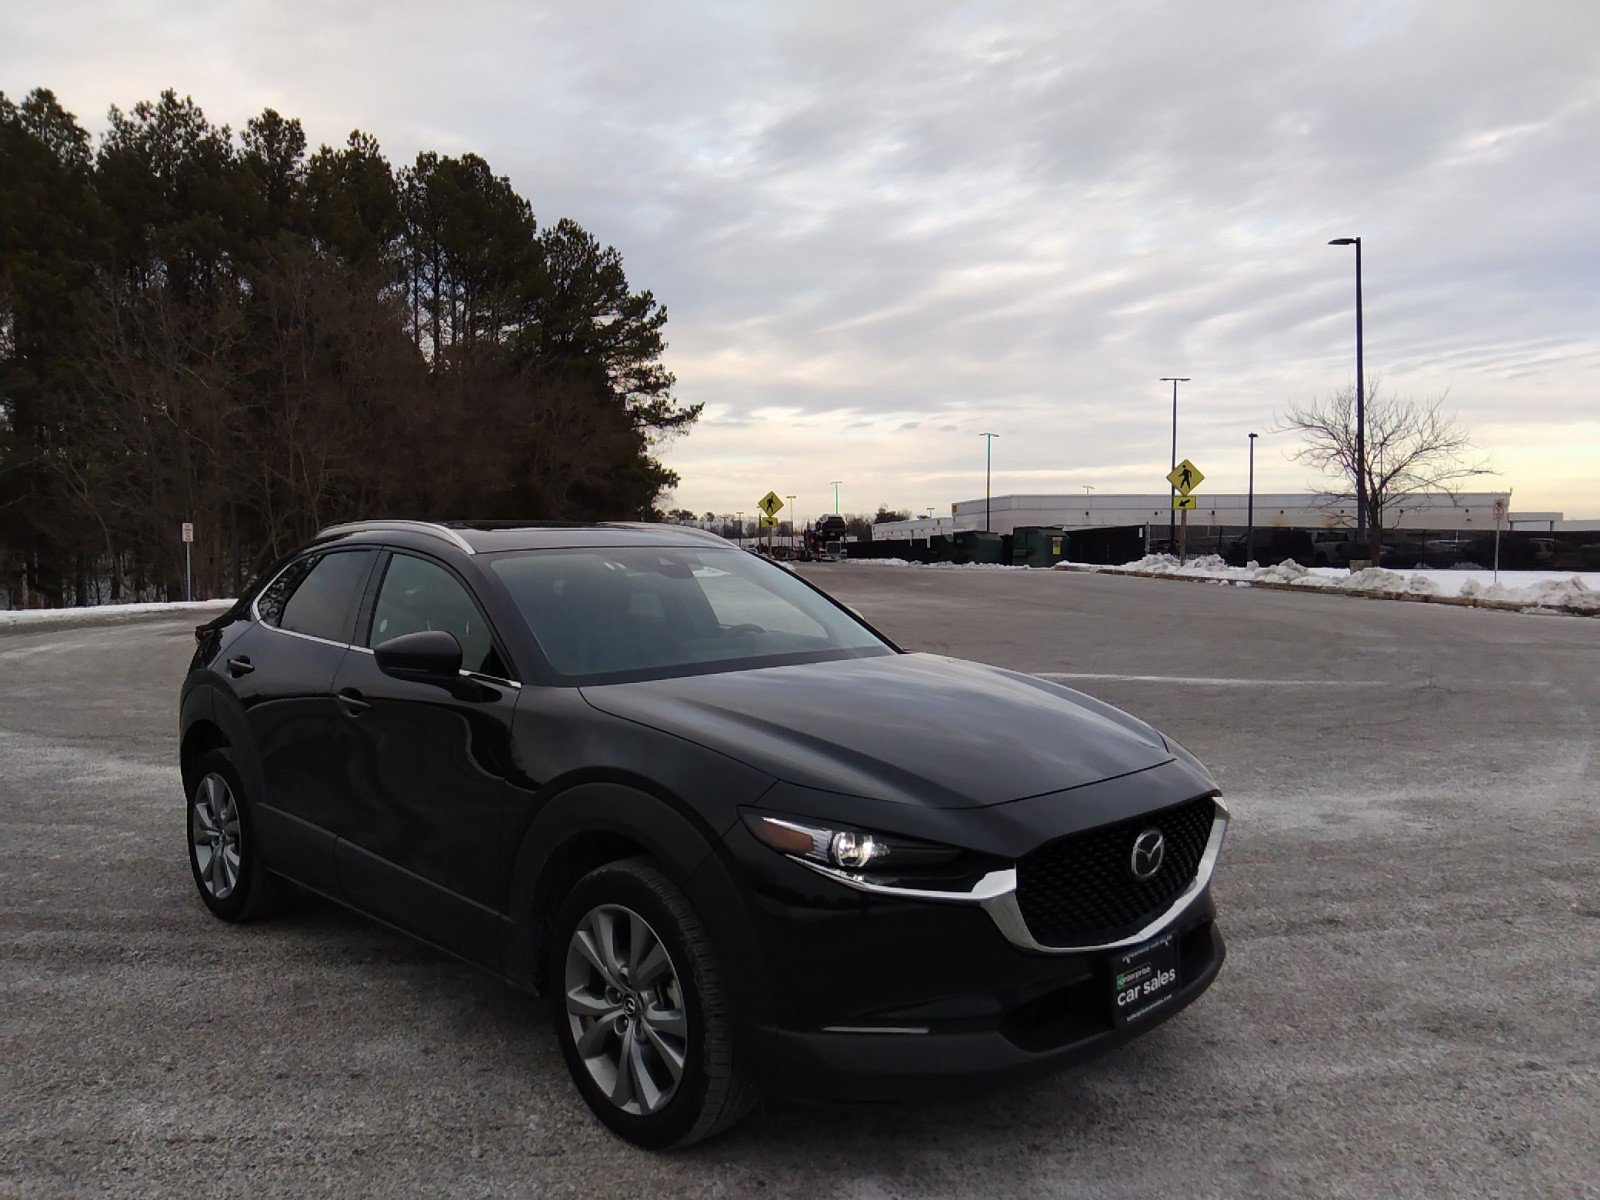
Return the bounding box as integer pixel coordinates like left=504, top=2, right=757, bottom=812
left=3, top=564, right=1596, bottom=1198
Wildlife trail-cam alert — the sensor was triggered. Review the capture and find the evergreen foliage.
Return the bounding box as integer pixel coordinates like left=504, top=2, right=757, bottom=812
left=0, top=88, right=699, bottom=604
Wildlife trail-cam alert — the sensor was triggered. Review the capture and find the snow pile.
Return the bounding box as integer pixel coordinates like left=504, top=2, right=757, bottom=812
left=1256, top=559, right=1313, bottom=585
left=1338, top=567, right=1441, bottom=597
left=841, top=558, right=1027, bottom=570
left=0, top=599, right=232, bottom=629
left=1063, top=556, right=1600, bottom=615
left=1458, top=574, right=1600, bottom=613
left=1119, top=553, right=1228, bottom=575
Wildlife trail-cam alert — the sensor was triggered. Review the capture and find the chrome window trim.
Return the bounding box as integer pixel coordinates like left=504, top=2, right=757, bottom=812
left=249, top=557, right=353, bottom=646
left=317, top=520, right=476, bottom=555
left=789, top=800, right=1229, bottom=956
left=249, top=550, right=521, bottom=690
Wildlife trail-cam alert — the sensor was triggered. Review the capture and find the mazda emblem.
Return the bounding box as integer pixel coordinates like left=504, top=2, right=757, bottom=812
left=1130, top=829, right=1165, bottom=881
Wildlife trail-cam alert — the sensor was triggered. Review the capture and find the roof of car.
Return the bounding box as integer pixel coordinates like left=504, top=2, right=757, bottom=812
left=312, top=520, right=731, bottom=556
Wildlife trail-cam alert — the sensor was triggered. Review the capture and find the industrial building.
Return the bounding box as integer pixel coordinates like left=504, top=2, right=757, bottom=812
left=937, top=491, right=1524, bottom=537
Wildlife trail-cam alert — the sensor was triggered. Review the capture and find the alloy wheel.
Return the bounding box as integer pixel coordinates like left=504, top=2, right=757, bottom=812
left=191, top=772, right=242, bottom=900
left=564, top=903, right=689, bottom=1116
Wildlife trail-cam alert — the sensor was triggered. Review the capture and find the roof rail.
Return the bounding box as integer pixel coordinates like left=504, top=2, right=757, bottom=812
left=604, top=521, right=729, bottom=545
left=315, top=520, right=476, bottom=555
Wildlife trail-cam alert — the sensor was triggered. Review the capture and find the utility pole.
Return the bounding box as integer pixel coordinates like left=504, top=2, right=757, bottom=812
left=1329, top=237, right=1366, bottom=561
left=980, top=433, right=999, bottom=533
left=830, top=481, right=842, bottom=514
left=1247, top=432, right=1258, bottom=565
left=1160, top=378, right=1190, bottom=551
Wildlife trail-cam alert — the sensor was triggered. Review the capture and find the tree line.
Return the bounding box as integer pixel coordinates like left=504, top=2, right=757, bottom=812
left=0, top=88, right=699, bottom=606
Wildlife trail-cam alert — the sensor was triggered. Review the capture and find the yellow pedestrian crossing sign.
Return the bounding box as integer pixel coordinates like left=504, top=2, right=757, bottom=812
left=758, top=514, right=778, bottom=528
left=1167, top=459, right=1204, bottom=495
left=1173, top=495, right=1198, bottom=510
left=757, top=491, right=784, bottom=518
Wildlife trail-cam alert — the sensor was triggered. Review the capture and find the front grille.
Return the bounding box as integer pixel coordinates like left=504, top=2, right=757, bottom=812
left=1015, top=795, right=1217, bottom=947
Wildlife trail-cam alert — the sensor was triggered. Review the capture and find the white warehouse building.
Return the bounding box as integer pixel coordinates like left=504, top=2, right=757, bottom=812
left=922, top=491, right=1529, bottom=538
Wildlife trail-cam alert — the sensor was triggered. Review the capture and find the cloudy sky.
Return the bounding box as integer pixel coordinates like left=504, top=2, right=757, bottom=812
left=7, top=1, right=1599, bottom=521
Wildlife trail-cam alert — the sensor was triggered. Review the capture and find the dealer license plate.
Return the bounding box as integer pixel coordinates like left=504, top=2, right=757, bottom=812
left=1109, top=931, right=1180, bottom=1027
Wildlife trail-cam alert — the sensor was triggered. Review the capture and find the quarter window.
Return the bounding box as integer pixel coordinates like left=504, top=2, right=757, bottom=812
left=260, top=551, right=374, bottom=643
left=369, top=554, right=502, bottom=676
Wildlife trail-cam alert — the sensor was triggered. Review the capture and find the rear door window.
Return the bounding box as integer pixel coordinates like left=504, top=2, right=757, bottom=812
left=261, top=550, right=376, bottom=643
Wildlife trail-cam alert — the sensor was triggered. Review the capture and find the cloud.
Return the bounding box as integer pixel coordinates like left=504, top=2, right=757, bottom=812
left=5, top=0, right=1597, bottom=516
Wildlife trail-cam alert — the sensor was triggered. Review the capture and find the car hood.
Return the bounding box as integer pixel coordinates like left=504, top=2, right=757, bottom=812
left=578, top=652, right=1173, bottom=808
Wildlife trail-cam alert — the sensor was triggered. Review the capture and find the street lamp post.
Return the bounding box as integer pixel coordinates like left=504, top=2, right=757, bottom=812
left=736, top=511, right=744, bottom=547
left=830, top=481, right=842, bottom=515
left=1329, top=237, right=1366, bottom=560
left=979, top=433, right=999, bottom=533
left=1160, top=377, right=1190, bottom=551
left=1247, top=432, right=1258, bottom=565
left=786, top=494, right=796, bottom=552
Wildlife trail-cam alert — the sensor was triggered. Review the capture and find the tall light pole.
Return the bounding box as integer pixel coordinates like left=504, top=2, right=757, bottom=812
left=979, top=433, right=999, bottom=533
left=1247, top=432, right=1258, bottom=565
left=1159, top=377, right=1190, bottom=550
left=736, top=511, right=744, bottom=547
left=786, top=494, right=796, bottom=550
left=1329, top=237, right=1366, bottom=559
left=830, top=481, right=842, bottom=514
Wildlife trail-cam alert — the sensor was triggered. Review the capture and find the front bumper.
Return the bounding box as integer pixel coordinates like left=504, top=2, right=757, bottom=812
left=719, top=811, right=1227, bottom=1103
left=761, top=919, right=1224, bottom=1103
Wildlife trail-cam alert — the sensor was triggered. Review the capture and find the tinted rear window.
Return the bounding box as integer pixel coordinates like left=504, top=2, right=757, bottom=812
left=262, top=550, right=374, bottom=643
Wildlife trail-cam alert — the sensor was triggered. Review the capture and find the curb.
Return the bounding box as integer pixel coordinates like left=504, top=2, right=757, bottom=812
left=1053, top=565, right=1599, bottom=619
left=0, top=601, right=233, bottom=637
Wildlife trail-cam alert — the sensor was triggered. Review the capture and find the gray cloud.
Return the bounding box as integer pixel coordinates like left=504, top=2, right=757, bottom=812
left=5, top=0, right=1597, bottom=518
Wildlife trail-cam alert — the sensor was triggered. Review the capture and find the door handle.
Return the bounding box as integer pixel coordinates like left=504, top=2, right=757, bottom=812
left=336, top=687, right=372, bottom=716
left=226, top=655, right=254, bottom=677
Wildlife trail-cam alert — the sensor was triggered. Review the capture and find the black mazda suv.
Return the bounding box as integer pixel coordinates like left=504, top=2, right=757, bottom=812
left=179, top=520, right=1228, bottom=1147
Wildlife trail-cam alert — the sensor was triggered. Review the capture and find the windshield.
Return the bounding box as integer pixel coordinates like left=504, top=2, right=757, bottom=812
left=490, top=546, right=895, bottom=683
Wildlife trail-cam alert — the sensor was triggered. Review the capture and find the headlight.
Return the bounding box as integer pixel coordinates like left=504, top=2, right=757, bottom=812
left=742, top=811, right=1012, bottom=899
left=744, top=813, right=966, bottom=873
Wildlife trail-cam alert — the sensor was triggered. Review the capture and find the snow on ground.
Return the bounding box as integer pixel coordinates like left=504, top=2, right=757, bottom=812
left=841, top=558, right=1028, bottom=570
left=1079, top=555, right=1600, bottom=614
left=0, top=599, right=233, bottom=628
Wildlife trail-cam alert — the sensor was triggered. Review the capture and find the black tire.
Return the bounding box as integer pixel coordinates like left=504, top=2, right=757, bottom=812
left=549, top=858, right=754, bottom=1149
left=185, top=747, right=286, bottom=922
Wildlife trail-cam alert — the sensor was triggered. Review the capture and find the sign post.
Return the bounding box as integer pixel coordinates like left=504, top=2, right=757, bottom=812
left=756, top=491, right=785, bottom=556
left=1493, top=495, right=1508, bottom=582
left=181, top=521, right=195, bottom=601
left=1165, top=460, right=1204, bottom=566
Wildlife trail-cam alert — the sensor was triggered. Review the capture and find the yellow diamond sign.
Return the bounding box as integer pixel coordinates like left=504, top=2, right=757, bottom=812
left=1167, top=459, right=1204, bottom=495
left=757, top=491, right=784, bottom=518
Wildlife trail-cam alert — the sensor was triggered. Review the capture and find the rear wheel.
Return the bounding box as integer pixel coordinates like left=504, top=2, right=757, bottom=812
left=186, top=748, right=285, bottom=922
left=550, top=859, right=753, bottom=1148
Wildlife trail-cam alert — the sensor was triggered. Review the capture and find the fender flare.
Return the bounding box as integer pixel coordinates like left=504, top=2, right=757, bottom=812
left=501, top=779, right=776, bottom=1037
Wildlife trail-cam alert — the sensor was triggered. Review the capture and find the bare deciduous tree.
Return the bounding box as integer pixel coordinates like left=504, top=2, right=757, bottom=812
left=1278, top=381, right=1492, bottom=561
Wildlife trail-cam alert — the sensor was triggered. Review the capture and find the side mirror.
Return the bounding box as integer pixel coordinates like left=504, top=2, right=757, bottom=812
left=373, top=630, right=462, bottom=682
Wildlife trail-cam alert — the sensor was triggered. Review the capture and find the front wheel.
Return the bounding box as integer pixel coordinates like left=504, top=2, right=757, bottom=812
left=550, top=859, right=753, bottom=1148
